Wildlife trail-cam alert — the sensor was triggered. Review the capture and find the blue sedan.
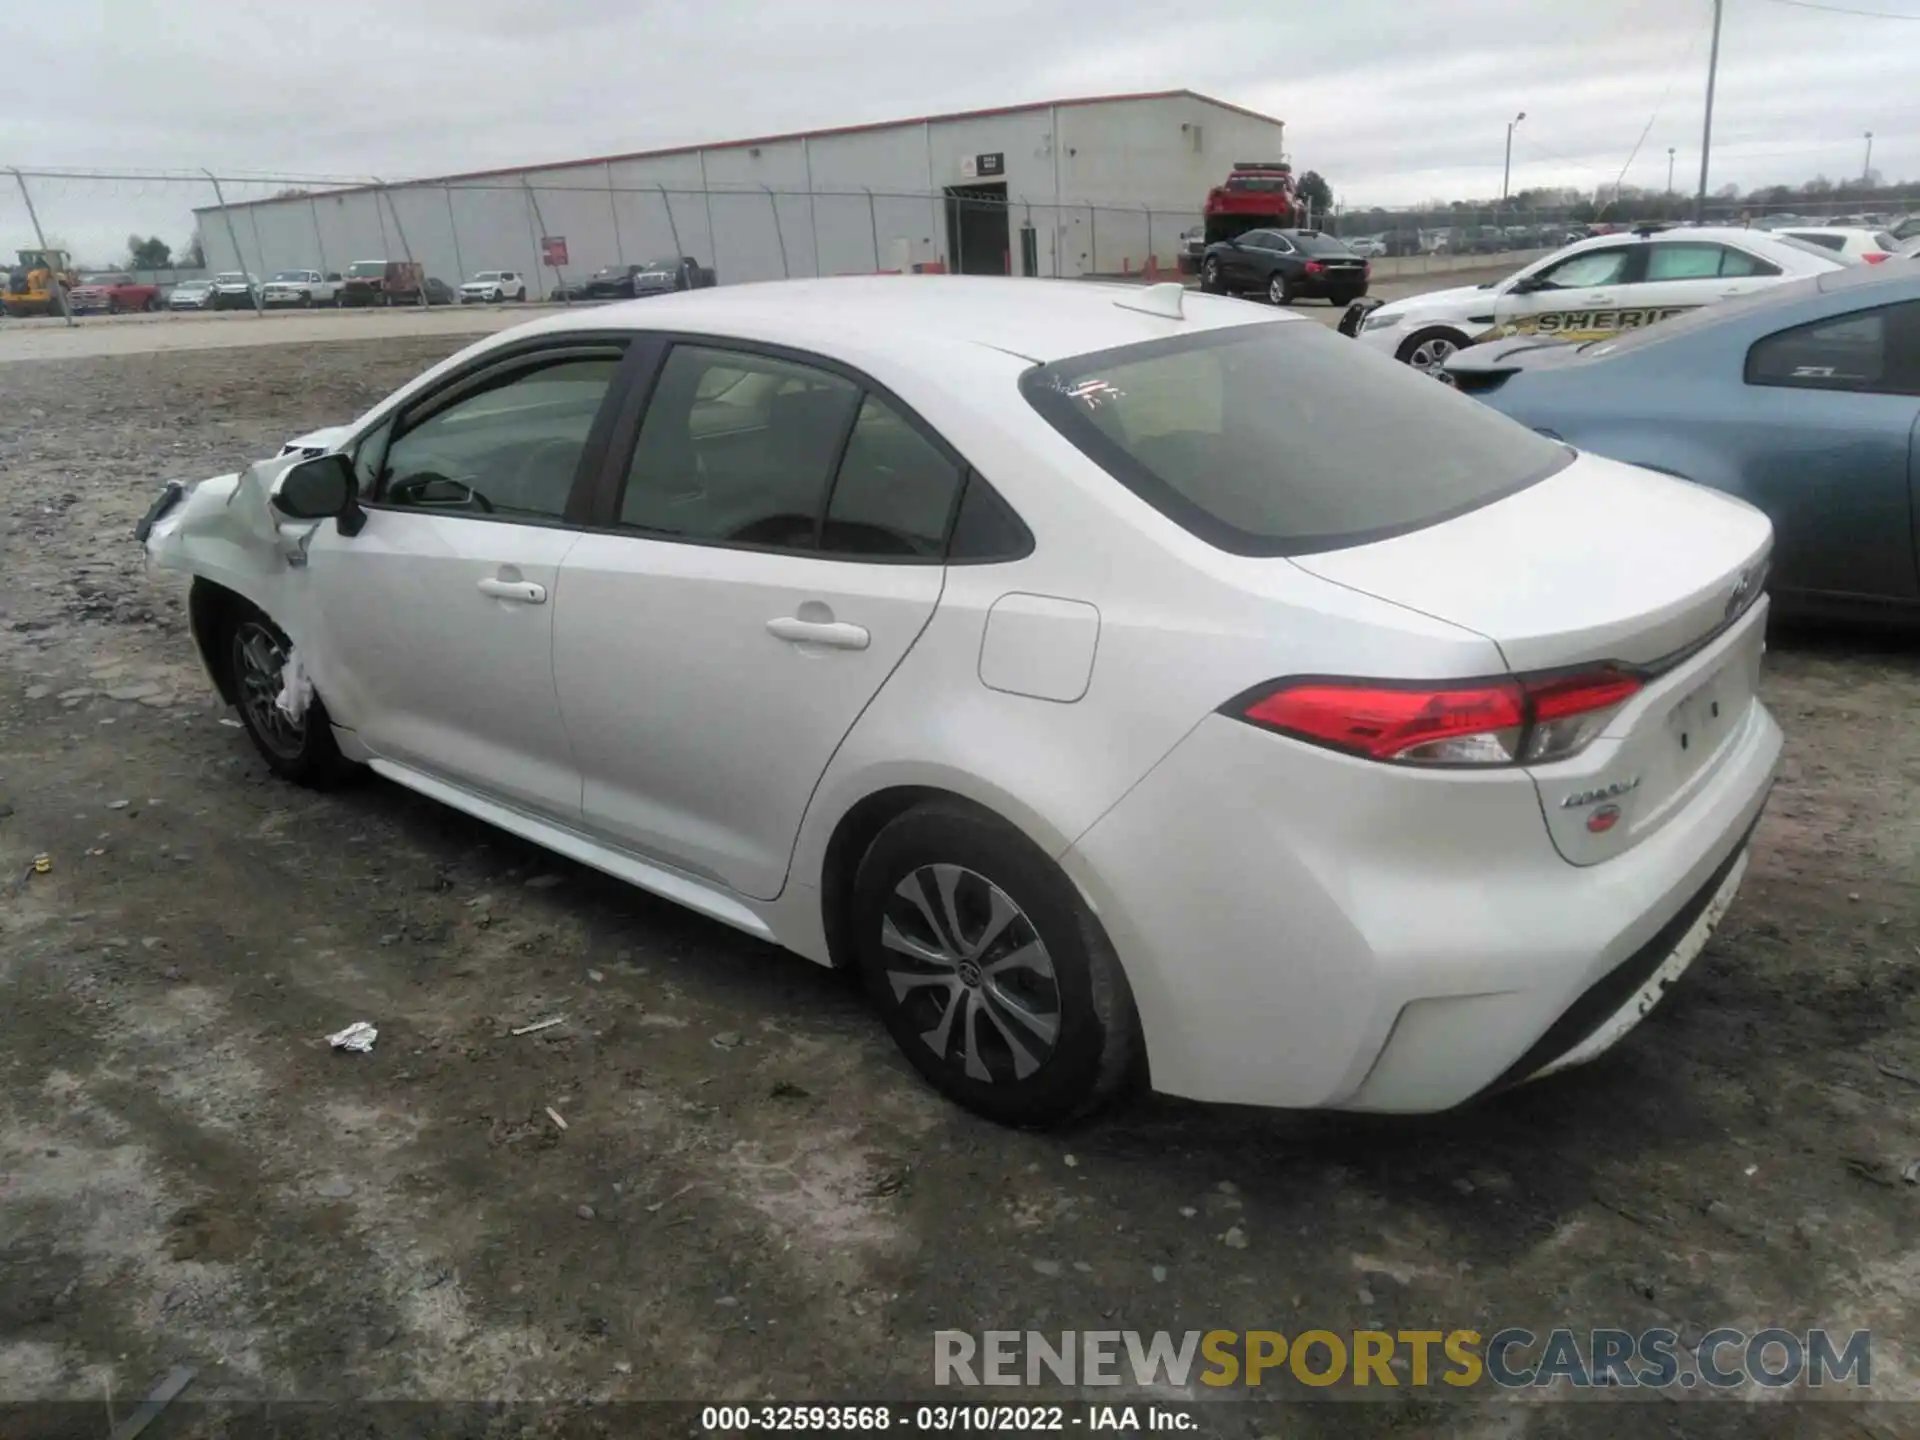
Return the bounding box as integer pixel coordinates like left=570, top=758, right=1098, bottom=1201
left=1444, top=265, right=1920, bottom=623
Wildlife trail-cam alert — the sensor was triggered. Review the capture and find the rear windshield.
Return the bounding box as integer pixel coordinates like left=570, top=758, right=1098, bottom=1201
left=1293, top=233, right=1357, bottom=257
left=1021, top=321, right=1570, bottom=556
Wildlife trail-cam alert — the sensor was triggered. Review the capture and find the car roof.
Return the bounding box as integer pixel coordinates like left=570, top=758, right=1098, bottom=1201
left=501, top=276, right=1292, bottom=364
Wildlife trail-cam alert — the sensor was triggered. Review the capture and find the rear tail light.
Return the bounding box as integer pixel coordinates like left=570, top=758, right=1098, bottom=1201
left=1232, top=667, right=1643, bottom=767
left=1305, top=260, right=1325, bottom=275
left=1864, top=252, right=1889, bottom=264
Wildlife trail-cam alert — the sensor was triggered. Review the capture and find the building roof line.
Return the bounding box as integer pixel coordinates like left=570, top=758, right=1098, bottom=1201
left=194, top=89, right=1284, bottom=205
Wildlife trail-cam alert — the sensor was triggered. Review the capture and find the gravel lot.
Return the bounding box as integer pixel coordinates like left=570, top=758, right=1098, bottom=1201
left=1, top=319, right=1917, bottom=1436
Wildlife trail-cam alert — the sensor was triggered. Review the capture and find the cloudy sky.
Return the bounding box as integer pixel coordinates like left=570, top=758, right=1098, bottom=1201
left=5, top=0, right=1915, bottom=263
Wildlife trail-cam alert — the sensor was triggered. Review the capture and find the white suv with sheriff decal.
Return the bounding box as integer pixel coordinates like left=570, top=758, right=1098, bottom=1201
left=1341, top=225, right=1842, bottom=372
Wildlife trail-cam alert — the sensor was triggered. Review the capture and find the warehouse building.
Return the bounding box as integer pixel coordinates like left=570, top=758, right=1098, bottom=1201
left=195, top=90, right=1284, bottom=292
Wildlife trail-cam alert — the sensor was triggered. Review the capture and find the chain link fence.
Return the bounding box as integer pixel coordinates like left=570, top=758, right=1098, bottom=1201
left=7, top=166, right=1915, bottom=328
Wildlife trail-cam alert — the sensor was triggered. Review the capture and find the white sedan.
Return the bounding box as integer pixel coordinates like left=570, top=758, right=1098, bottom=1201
left=137, top=278, right=1780, bottom=1126
left=1342, top=224, right=1841, bottom=373
left=1776, top=227, right=1901, bottom=265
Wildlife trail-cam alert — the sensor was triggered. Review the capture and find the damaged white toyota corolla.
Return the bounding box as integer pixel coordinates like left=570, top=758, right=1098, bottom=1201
left=139, top=277, right=1781, bottom=1127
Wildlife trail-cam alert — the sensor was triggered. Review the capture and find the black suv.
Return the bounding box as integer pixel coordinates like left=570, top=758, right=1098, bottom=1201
left=1198, top=228, right=1369, bottom=306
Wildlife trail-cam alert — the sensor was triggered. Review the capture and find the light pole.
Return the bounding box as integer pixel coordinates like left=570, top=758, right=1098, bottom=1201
left=1863, top=131, right=1874, bottom=184
left=1667, top=147, right=1676, bottom=195
left=1501, top=111, right=1526, bottom=205
left=1695, top=0, right=1724, bottom=224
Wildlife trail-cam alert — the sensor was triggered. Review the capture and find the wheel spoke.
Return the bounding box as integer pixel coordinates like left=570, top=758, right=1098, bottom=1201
left=966, top=887, right=1021, bottom=961
left=983, top=938, right=1047, bottom=980
left=932, top=864, right=970, bottom=955
left=895, top=869, right=961, bottom=961
left=889, top=969, right=960, bottom=1001
left=918, top=979, right=967, bottom=1059
left=977, top=993, right=1043, bottom=1079
left=984, top=980, right=1059, bottom=1049
left=881, top=917, right=956, bottom=970
left=960, top=992, right=994, bottom=1082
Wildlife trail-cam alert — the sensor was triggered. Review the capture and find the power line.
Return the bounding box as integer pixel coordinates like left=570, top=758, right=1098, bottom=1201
left=1762, top=0, right=1920, bottom=17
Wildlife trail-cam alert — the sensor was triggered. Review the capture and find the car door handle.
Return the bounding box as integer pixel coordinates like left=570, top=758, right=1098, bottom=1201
left=766, top=617, right=870, bottom=650
left=477, top=578, right=547, bottom=604
left=1586, top=293, right=1615, bottom=305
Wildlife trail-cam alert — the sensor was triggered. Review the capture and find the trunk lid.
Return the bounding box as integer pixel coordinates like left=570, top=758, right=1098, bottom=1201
left=1291, top=451, right=1774, bottom=864
left=1289, top=451, right=1771, bottom=672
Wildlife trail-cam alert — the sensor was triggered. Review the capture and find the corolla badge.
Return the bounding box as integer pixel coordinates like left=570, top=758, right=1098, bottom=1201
left=1561, top=777, right=1641, bottom=810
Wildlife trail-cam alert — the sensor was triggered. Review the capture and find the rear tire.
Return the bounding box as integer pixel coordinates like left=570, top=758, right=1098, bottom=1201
left=1200, top=256, right=1224, bottom=294
left=220, top=605, right=356, bottom=788
left=852, top=802, right=1140, bottom=1128
left=1267, top=272, right=1294, bottom=305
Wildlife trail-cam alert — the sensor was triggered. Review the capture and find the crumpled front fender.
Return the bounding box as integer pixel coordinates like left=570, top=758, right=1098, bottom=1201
left=143, top=454, right=326, bottom=679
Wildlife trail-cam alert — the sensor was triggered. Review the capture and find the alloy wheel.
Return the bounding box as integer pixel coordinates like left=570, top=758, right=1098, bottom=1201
left=232, top=619, right=305, bottom=760
left=1407, top=335, right=1459, bottom=373
left=880, top=864, right=1061, bottom=1084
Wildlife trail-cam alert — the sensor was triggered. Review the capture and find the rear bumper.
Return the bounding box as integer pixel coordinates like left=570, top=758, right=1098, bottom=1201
left=1060, top=696, right=1781, bottom=1112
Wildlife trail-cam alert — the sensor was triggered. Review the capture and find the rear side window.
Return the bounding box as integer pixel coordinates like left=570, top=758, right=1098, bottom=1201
left=621, top=346, right=859, bottom=549
left=1645, top=243, right=1780, bottom=281
left=1022, top=322, right=1571, bottom=556
left=823, top=397, right=963, bottom=557
left=1745, top=301, right=1920, bottom=395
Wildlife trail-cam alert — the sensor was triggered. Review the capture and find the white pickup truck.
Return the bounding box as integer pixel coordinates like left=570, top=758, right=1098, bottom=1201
left=260, top=269, right=343, bottom=308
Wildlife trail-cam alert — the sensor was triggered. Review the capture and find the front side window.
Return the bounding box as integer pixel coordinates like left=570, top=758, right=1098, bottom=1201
left=1022, top=321, right=1570, bottom=556
left=1532, top=248, right=1634, bottom=289
left=1746, top=301, right=1920, bottom=395
left=378, top=355, right=620, bottom=519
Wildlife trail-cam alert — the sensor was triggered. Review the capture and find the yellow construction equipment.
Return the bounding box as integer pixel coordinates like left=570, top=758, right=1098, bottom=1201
left=3, top=248, right=77, bottom=317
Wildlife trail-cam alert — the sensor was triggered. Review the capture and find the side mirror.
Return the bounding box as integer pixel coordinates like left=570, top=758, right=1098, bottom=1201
left=1507, top=274, right=1546, bottom=295
left=272, top=453, right=365, bottom=535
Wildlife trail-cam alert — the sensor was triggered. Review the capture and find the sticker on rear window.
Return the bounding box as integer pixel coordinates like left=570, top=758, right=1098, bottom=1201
left=1053, top=377, right=1126, bottom=410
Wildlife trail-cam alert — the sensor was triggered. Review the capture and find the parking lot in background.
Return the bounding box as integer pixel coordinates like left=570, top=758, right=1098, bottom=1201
left=0, top=260, right=1531, bottom=363
left=1, top=286, right=1917, bottom=1428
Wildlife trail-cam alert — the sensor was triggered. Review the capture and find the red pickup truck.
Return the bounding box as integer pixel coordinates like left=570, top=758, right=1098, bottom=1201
left=68, top=272, right=163, bottom=314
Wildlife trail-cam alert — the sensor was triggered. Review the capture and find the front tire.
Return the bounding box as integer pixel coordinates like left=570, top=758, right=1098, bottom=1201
left=222, top=607, right=355, bottom=788
left=1396, top=326, right=1469, bottom=375
left=1267, top=272, right=1294, bottom=305
left=852, top=802, right=1140, bottom=1128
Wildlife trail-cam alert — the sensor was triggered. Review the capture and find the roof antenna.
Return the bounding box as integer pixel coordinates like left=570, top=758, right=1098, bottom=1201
left=1113, top=282, right=1185, bottom=320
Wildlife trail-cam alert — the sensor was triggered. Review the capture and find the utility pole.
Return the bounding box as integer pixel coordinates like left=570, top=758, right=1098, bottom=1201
left=1502, top=111, right=1526, bottom=204
left=1695, top=0, right=1724, bottom=225
left=1863, top=131, right=1874, bottom=184
left=1667, top=147, right=1676, bottom=195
